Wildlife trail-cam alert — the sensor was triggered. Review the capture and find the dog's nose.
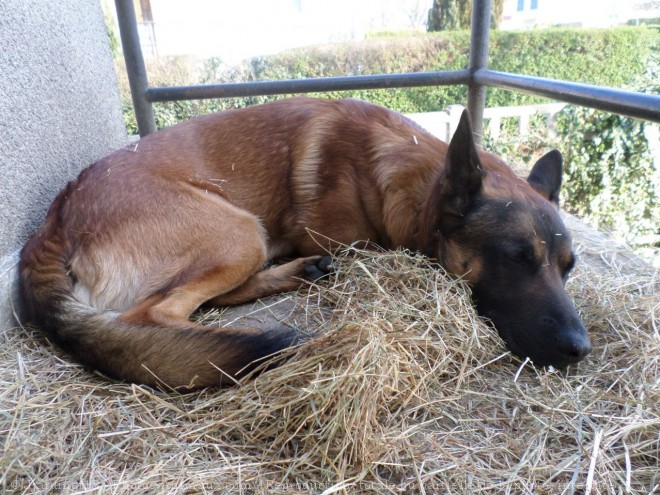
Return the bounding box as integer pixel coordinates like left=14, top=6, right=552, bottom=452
left=554, top=330, right=592, bottom=363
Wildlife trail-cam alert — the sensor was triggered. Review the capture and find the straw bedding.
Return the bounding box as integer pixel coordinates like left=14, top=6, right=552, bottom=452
left=1, top=217, right=658, bottom=494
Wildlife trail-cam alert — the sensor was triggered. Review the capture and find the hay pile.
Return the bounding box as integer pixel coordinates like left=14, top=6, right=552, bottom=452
left=1, top=221, right=658, bottom=494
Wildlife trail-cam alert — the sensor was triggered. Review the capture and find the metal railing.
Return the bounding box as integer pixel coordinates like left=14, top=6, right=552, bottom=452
left=114, top=0, right=660, bottom=141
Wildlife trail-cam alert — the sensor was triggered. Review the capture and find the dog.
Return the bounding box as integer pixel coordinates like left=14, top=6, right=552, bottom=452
left=19, top=97, right=592, bottom=389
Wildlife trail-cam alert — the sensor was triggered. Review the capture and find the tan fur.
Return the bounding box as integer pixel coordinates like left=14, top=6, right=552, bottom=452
left=20, top=97, right=575, bottom=389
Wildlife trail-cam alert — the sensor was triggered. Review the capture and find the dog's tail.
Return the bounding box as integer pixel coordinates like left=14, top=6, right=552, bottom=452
left=19, top=192, right=296, bottom=389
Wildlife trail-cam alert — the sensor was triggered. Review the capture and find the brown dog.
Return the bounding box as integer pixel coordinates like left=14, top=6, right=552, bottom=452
left=19, top=97, right=591, bottom=389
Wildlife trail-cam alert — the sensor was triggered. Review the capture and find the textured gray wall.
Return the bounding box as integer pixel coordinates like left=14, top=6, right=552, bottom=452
left=0, top=0, right=128, bottom=330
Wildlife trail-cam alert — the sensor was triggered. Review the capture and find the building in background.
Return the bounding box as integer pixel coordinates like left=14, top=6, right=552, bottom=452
left=108, top=0, right=659, bottom=63
left=501, top=0, right=660, bottom=30
left=111, top=0, right=428, bottom=62
left=135, top=0, right=158, bottom=58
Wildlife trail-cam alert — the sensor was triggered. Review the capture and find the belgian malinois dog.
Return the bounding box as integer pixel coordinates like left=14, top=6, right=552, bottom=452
left=19, top=98, right=592, bottom=389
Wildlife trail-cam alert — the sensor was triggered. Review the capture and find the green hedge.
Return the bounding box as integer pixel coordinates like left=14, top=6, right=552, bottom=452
left=244, top=27, right=655, bottom=110
left=555, top=107, right=659, bottom=244
left=118, top=27, right=657, bottom=133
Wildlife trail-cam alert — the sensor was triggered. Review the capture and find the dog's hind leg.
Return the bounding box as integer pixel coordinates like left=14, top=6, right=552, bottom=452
left=121, top=225, right=268, bottom=327
left=109, top=198, right=305, bottom=388
left=114, top=240, right=300, bottom=388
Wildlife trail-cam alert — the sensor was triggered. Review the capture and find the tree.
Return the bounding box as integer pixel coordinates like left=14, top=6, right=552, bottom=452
left=427, top=0, right=504, bottom=31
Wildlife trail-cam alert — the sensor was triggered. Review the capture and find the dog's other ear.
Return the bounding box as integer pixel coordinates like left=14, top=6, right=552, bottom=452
left=527, top=150, right=563, bottom=205
left=439, top=109, right=484, bottom=227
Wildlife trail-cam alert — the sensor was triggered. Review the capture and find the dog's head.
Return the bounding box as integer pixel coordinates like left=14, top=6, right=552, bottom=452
left=422, top=110, right=591, bottom=368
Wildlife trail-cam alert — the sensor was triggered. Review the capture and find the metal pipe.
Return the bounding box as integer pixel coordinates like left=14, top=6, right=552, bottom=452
left=145, top=70, right=472, bottom=102
left=467, top=0, right=492, bottom=144
left=474, top=70, right=660, bottom=124
left=115, top=0, right=660, bottom=135
left=114, top=0, right=156, bottom=136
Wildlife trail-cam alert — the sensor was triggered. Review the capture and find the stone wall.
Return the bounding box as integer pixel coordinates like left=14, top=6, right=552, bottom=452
left=0, top=0, right=127, bottom=331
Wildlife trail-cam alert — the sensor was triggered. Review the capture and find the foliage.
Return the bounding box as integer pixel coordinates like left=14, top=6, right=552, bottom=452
left=483, top=53, right=660, bottom=259
left=486, top=28, right=656, bottom=106
left=104, top=12, right=120, bottom=59
left=554, top=107, right=659, bottom=246
left=427, top=0, right=504, bottom=31
left=238, top=27, right=653, bottom=112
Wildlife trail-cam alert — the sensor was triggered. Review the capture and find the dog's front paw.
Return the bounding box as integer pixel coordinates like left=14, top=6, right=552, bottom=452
left=302, top=255, right=333, bottom=281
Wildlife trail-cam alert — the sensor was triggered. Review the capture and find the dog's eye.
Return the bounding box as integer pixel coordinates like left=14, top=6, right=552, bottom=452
left=503, top=245, right=536, bottom=266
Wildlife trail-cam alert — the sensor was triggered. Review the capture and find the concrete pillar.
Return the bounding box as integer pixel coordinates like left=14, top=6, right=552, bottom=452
left=0, top=0, right=128, bottom=331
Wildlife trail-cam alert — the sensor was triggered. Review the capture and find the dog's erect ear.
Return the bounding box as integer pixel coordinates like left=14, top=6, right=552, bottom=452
left=527, top=150, right=563, bottom=205
left=420, top=109, right=484, bottom=253
left=439, top=109, right=484, bottom=225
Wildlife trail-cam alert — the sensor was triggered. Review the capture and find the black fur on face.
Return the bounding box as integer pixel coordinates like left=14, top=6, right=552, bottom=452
left=448, top=198, right=592, bottom=368
left=423, top=111, right=591, bottom=368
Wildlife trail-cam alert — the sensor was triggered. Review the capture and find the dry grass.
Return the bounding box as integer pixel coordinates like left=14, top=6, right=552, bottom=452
left=1, top=220, right=658, bottom=494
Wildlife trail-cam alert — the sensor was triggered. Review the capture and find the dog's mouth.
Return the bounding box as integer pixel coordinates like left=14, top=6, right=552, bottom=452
left=487, top=321, right=542, bottom=365
left=503, top=332, right=565, bottom=369
left=483, top=312, right=591, bottom=369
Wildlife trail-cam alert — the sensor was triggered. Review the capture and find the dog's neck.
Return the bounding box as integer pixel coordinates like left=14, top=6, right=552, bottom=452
left=370, top=135, right=449, bottom=255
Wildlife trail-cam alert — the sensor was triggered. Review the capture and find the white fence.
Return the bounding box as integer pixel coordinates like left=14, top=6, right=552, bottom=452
left=407, top=103, right=567, bottom=142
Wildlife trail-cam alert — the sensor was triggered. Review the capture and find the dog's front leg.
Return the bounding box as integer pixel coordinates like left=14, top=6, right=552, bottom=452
left=206, top=255, right=332, bottom=307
